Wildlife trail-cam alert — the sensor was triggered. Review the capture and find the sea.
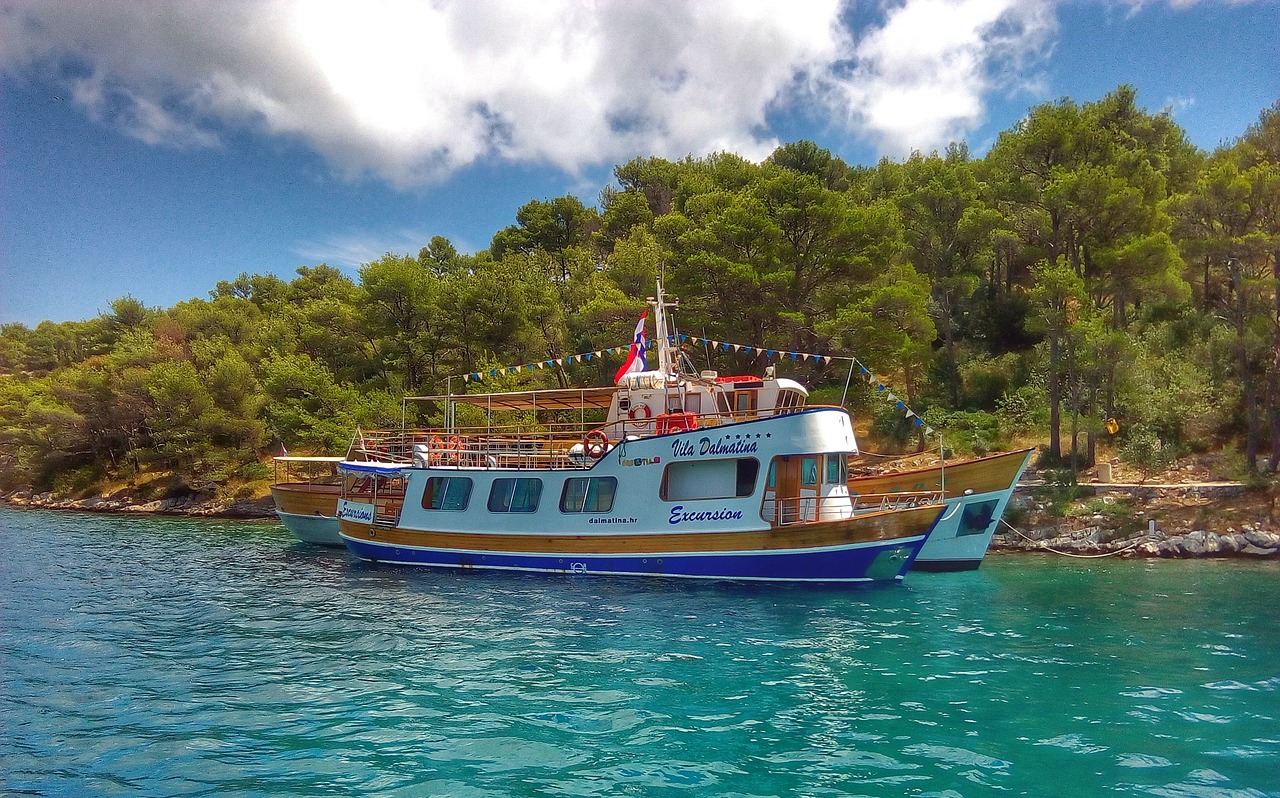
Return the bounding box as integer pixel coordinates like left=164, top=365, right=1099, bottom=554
left=2, top=506, right=1278, bottom=798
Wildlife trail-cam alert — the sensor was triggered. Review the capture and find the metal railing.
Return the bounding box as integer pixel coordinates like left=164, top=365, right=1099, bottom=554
left=347, top=404, right=834, bottom=472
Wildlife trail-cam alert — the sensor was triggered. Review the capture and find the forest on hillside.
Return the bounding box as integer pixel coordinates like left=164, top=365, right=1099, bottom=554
left=1, top=87, right=1277, bottom=497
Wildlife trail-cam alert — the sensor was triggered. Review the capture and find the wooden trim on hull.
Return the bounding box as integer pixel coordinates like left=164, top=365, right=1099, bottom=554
left=849, top=449, right=1033, bottom=496
left=270, top=483, right=340, bottom=517
left=338, top=503, right=943, bottom=556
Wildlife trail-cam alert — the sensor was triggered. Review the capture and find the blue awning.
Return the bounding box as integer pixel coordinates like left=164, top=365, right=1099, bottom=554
left=339, top=460, right=406, bottom=475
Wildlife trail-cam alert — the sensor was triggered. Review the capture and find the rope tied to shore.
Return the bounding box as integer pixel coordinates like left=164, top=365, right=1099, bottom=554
left=998, top=518, right=1146, bottom=559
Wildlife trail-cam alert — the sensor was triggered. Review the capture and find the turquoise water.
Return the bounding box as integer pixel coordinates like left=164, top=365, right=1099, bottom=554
left=2, top=507, right=1278, bottom=797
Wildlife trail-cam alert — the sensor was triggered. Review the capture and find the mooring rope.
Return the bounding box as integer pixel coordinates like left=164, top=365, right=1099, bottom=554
left=997, top=518, right=1146, bottom=558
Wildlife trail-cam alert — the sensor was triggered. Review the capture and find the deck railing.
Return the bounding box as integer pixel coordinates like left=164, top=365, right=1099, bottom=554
left=764, top=490, right=944, bottom=527
left=348, top=404, right=827, bottom=471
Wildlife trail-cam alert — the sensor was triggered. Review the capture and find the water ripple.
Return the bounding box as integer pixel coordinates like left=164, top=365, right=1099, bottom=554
left=3, top=509, right=1280, bottom=797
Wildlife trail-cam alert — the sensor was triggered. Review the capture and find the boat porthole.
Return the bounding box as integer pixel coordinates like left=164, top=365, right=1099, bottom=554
left=369, top=529, right=376, bottom=538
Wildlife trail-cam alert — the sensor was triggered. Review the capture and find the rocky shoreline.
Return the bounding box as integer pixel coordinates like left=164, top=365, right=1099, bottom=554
left=990, top=522, right=1280, bottom=559
left=991, top=481, right=1280, bottom=559
left=2, top=490, right=277, bottom=519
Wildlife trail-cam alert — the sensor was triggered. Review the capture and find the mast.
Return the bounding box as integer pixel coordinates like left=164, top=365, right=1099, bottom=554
left=649, top=277, right=678, bottom=377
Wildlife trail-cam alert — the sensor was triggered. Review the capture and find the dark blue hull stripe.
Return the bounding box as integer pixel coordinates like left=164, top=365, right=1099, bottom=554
left=341, top=535, right=925, bottom=583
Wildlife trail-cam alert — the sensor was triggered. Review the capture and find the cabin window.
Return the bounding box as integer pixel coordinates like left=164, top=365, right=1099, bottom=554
left=488, top=478, right=543, bottom=513
left=421, top=476, right=472, bottom=511
left=660, top=458, right=759, bottom=501
left=734, top=390, right=756, bottom=413
left=777, top=389, right=804, bottom=411
left=825, top=455, right=848, bottom=485
left=801, top=457, right=819, bottom=487
left=560, top=477, right=618, bottom=513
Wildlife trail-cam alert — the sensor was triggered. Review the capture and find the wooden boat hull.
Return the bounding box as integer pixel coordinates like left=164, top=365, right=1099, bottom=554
left=270, top=483, right=342, bottom=546
left=849, top=449, right=1034, bottom=571
left=337, top=503, right=943, bottom=583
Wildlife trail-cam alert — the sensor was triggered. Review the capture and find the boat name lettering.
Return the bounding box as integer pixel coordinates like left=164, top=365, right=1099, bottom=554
left=588, top=517, right=638, bottom=524
left=336, top=500, right=375, bottom=524
left=668, top=505, right=744, bottom=525
left=671, top=437, right=759, bottom=458
left=621, top=456, right=661, bottom=467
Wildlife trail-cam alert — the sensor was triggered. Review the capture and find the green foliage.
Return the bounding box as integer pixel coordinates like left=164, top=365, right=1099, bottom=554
left=922, top=410, right=1007, bottom=456
left=1, top=89, right=1277, bottom=495
left=1121, top=423, right=1178, bottom=479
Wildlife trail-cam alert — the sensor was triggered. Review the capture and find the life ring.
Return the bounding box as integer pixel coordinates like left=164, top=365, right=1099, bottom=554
left=583, top=429, right=609, bottom=458
left=628, top=404, right=653, bottom=420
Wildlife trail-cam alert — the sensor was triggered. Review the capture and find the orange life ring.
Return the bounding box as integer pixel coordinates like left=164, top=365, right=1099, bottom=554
left=628, top=404, right=653, bottom=420
left=430, top=434, right=444, bottom=452
left=583, top=429, right=609, bottom=458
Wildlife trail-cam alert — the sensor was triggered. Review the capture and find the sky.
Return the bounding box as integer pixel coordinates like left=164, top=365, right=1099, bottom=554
left=1, top=0, right=1277, bottom=327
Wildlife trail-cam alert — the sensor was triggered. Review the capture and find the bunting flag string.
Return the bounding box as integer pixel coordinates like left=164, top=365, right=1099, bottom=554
left=676, top=333, right=938, bottom=438
left=460, top=344, right=633, bottom=384
left=455, top=333, right=937, bottom=439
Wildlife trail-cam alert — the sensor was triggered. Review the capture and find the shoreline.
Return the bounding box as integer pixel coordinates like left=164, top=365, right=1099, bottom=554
left=2, top=492, right=278, bottom=520
left=5, top=482, right=1279, bottom=560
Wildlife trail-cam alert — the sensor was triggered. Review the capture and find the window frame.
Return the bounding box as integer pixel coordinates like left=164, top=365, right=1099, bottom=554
left=487, top=477, right=543, bottom=513
left=421, top=475, right=473, bottom=511
left=559, top=476, right=619, bottom=513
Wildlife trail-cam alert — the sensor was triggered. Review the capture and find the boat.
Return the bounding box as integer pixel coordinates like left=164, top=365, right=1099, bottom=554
left=270, top=455, right=343, bottom=546
left=334, top=282, right=945, bottom=584
left=847, top=448, right=1034, bottom=571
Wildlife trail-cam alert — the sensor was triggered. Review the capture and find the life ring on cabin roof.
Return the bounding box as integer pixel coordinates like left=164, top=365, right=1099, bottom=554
left=628, top=403, right=653, bottom=420
left=583, top=429, right=609, bottom=458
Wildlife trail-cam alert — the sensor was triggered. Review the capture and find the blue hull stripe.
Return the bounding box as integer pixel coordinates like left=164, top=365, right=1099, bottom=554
left=341, top=535, right=925, bottom=583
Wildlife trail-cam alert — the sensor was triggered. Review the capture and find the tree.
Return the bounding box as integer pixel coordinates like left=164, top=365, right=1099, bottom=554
left=1029, top=259, right=1087, bottom=462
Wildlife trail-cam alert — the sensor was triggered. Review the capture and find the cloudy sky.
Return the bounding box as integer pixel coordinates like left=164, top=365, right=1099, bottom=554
left=1, top=0, right=1276, bottom=326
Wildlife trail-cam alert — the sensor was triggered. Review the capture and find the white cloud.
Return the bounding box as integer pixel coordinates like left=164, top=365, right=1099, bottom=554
left=828, top=0, right=1056, bottom=155
left=0, top=0, right=1057, bottom=183
left=292, top=228, right=435, bottom=270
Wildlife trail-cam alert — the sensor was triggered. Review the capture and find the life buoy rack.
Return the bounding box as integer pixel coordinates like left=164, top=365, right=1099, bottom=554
left=583, top=429, right=609, bottom=458
left=628, top=404, right=653, bottom=420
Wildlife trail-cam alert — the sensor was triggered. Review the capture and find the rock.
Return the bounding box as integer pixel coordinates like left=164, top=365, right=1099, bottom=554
left=1203, top=532, right=1222, bottom=555
left=1244, top=530, right=1279, bottom=549
left=1136, top=541, right=1161, bottom=557
left=1185, top=530, right=1206, bottom=545
left=1219, top=534, right=1242, bottom=554
left=1240, top=544, right=1279, bottom=557
left=1179, top=537, right=1206, bottom=556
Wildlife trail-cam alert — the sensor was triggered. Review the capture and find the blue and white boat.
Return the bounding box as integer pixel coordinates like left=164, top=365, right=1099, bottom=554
left=335, top=282, right=944, bottom=584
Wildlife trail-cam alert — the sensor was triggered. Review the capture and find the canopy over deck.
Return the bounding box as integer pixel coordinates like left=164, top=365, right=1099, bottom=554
left=403, top=386, right=619, bottom=413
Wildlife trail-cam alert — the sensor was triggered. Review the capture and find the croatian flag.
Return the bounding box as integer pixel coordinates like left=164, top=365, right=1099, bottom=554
left=614, top=312, right=648, bottom=383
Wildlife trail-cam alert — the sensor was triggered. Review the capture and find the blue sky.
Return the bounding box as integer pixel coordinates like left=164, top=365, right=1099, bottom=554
left=1, top=0, right=1277, bottom=327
